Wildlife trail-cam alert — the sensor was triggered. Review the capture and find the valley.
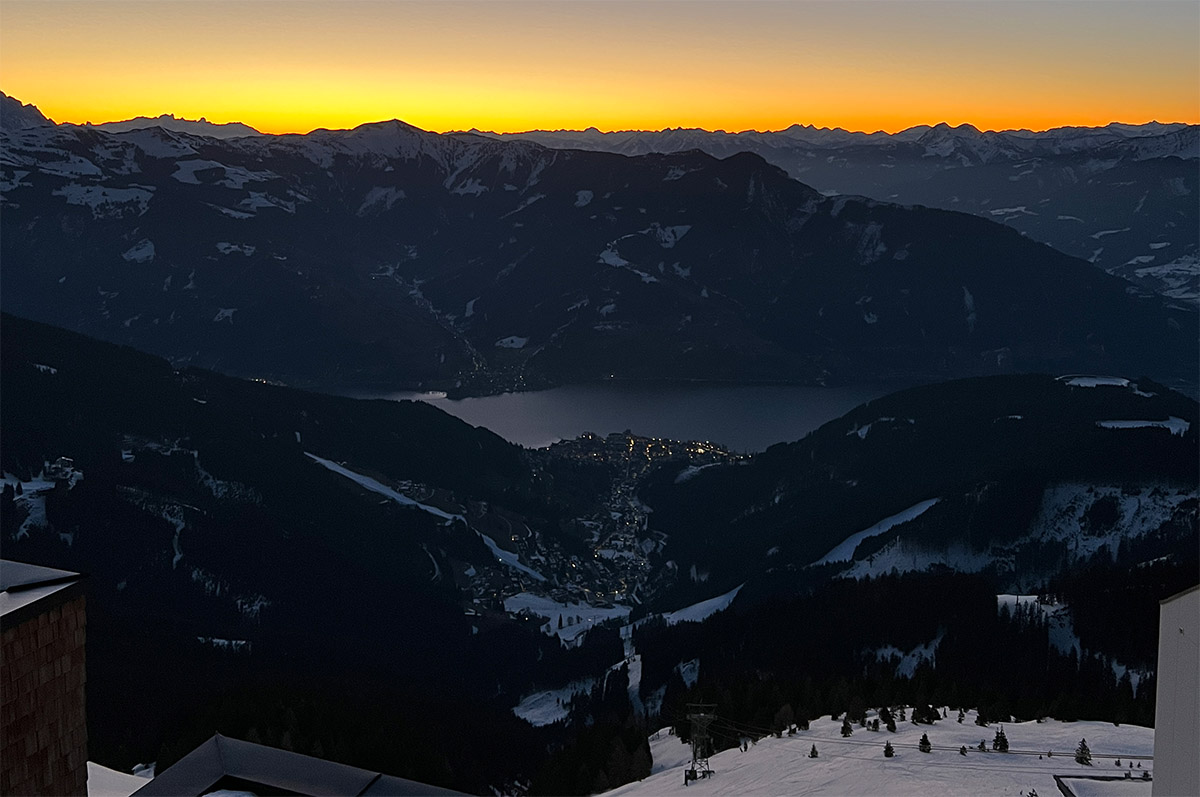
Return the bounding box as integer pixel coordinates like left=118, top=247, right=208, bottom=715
left=1, top=86, right=1197, bottom=797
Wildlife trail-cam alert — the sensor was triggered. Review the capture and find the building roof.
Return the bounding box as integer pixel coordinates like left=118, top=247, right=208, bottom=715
left=0, top=559, right=85, bottom=626
left=130, top=734, right=466, bottom=796
left=1160, top=583, right=1200, bottom=605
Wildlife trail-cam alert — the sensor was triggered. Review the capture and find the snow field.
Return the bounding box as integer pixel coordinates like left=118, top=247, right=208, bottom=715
left=607, top=710, right=1153, bottom=796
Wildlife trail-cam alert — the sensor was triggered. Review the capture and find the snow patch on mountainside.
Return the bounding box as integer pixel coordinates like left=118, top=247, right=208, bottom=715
left=1096, top=417, right=1190, bottom=436
left=504, top=592, right=629, bottom=641
left=513, top=679, right=596, bottom=726
left=215, top=242, right=255, bottom=256
left=998, top=595, right=1081, bottom=657
left=305, top=453, right=464, bottom=523
left=357, top=186, right=405, bottom=215
left=121, top=239, right=155, bottom=263
left=52, top=183, right=152, bottom=218
left=814, top=499, right=941, bottom=566
left=477, top=531, right=547, bottom=582
left=874, top=632, right=943, bottom=677
left=664, top=584, right=743, bottom=626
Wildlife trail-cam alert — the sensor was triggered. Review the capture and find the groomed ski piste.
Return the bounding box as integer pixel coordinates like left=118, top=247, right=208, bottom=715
left=606, top=708, right=1153, bottom=797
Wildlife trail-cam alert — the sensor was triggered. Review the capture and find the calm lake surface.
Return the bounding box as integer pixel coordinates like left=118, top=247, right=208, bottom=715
left=356, top=382, right=899, bottom=452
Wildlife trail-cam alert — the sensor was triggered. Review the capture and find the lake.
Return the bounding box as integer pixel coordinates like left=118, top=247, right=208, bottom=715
left=353, top=382, right=899, bottom=452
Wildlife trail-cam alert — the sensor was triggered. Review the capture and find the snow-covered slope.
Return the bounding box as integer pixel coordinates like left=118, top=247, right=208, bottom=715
left=608, top=710, right=1154, bottom=796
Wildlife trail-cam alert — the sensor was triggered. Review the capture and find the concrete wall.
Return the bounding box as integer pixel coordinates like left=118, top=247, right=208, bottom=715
left=1152, top=586, right=1199, bottom=797
left=1, top=594, right=88, bottom=796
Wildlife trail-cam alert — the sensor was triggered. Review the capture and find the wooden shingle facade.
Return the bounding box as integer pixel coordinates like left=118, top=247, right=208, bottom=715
left=1, top=561, right=87, bottom=796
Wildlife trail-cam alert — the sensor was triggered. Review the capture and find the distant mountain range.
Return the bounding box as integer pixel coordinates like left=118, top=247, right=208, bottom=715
left=2, top=93, right=1195, bottom=395
left=1, top=91, right=261, bottom=138
left=484, top=122, right=1199, bottom=300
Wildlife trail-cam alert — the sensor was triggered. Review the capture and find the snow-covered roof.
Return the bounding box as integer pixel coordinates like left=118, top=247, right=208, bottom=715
left=0, top=559, right=84, bottom=625
left=130, top=734, right=464, bottom=796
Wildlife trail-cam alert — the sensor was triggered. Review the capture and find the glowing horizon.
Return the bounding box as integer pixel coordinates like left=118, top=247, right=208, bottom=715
left=2, top=0, right=1196, bottom=137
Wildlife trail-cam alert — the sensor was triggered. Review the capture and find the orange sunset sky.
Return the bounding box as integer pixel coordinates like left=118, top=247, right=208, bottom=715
left=1, top=0, right=1197, bottom=135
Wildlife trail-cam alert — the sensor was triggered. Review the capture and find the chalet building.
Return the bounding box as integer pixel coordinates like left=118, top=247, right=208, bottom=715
left=1152, top=584, right=1199, bottom=797
left=1, top=560, right=88, bottom=796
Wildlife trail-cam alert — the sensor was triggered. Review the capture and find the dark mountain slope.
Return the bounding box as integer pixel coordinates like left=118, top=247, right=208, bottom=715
left=2, top=117, right=1194, bottom=394
left=639, top=374, right=1198, bottom=608
left=0, top=314, right=608, bottom=791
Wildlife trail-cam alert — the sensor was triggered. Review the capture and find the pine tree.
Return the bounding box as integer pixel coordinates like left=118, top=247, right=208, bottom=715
left=993, top=727, right=1009, bottom=752
left=809, top=744, right=819, bottom=758
left=919, top=733, right=932, bottom=753
left=957, top=708, right=966, bottom=723
left=1075, top=738, right=1092, bottom=766
left=841, top=718, right=853, bottom=737
left=883, top=741, right=894, bottom=758
left=959, top=746, right=968, bottom=756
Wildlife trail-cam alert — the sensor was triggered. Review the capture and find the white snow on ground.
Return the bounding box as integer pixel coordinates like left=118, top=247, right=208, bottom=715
left=606, top=711, right=1154, bottom=797
left=171, top=159, right=274, bottom=189
left=3, top=471, right=61, bottom=540
left=87, top=762, right=147, bottom=797
left=599, top=246, right=630, bottom=267
left=841, top=483, right=1193, bottom=582
left=814, top=499, right=941, bottom=566
left=874, top=633, right=943, bottom=678
left=304, top=453, right=464, bottom=523
left=52, top=184, right=152, bottom=218
left=494, top=335, right=529, bottom=349
left=674, top=463, right=719, bottom=484
left=513, top=679, right=596, bottom=726
left=997, top=595, right=1081, bottom=657
left=845, top=416, right=913, bottom=439
left=504, top=592, right=628, bottom=640
left=121, top=239, right=155, bottom=263
left=1059, top=375, right=1130, bottom=388
left=841, top=541, right=996, bottom=581
left=357, top=186, right=406, bottom=215
left=476, top=532, right=547, bottom=581
left=575, top=189, right=594, bottom=207
left=39, top=154, right=103, bottom=178
left=238, top=191, right=295, bottom=214
left=215, top=242, right=255, bottom=256
left=1091, top=228, right=1131, bottom=239
left=1135, top=254, right=1200, bottom=302
left=1148, top=242, right=1170, bottom=250
left=648, top=224, right=692, bottom=248
left=0, top=169, right=30, bottom=192
left=1096, top=418, right=1190, bottom=436
left=664, top=584, right=743, bottom=626
left=212, top=308, right=237, bottom=323
left=172, top=159, right=226, bottom=184
left=449, top=177, right=487, bottom=196
left=1025, top=483, right=1195, bottom=563
left=677, top=658, right=701, bottom=688
left=206, top=203, right=254, bottom=219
